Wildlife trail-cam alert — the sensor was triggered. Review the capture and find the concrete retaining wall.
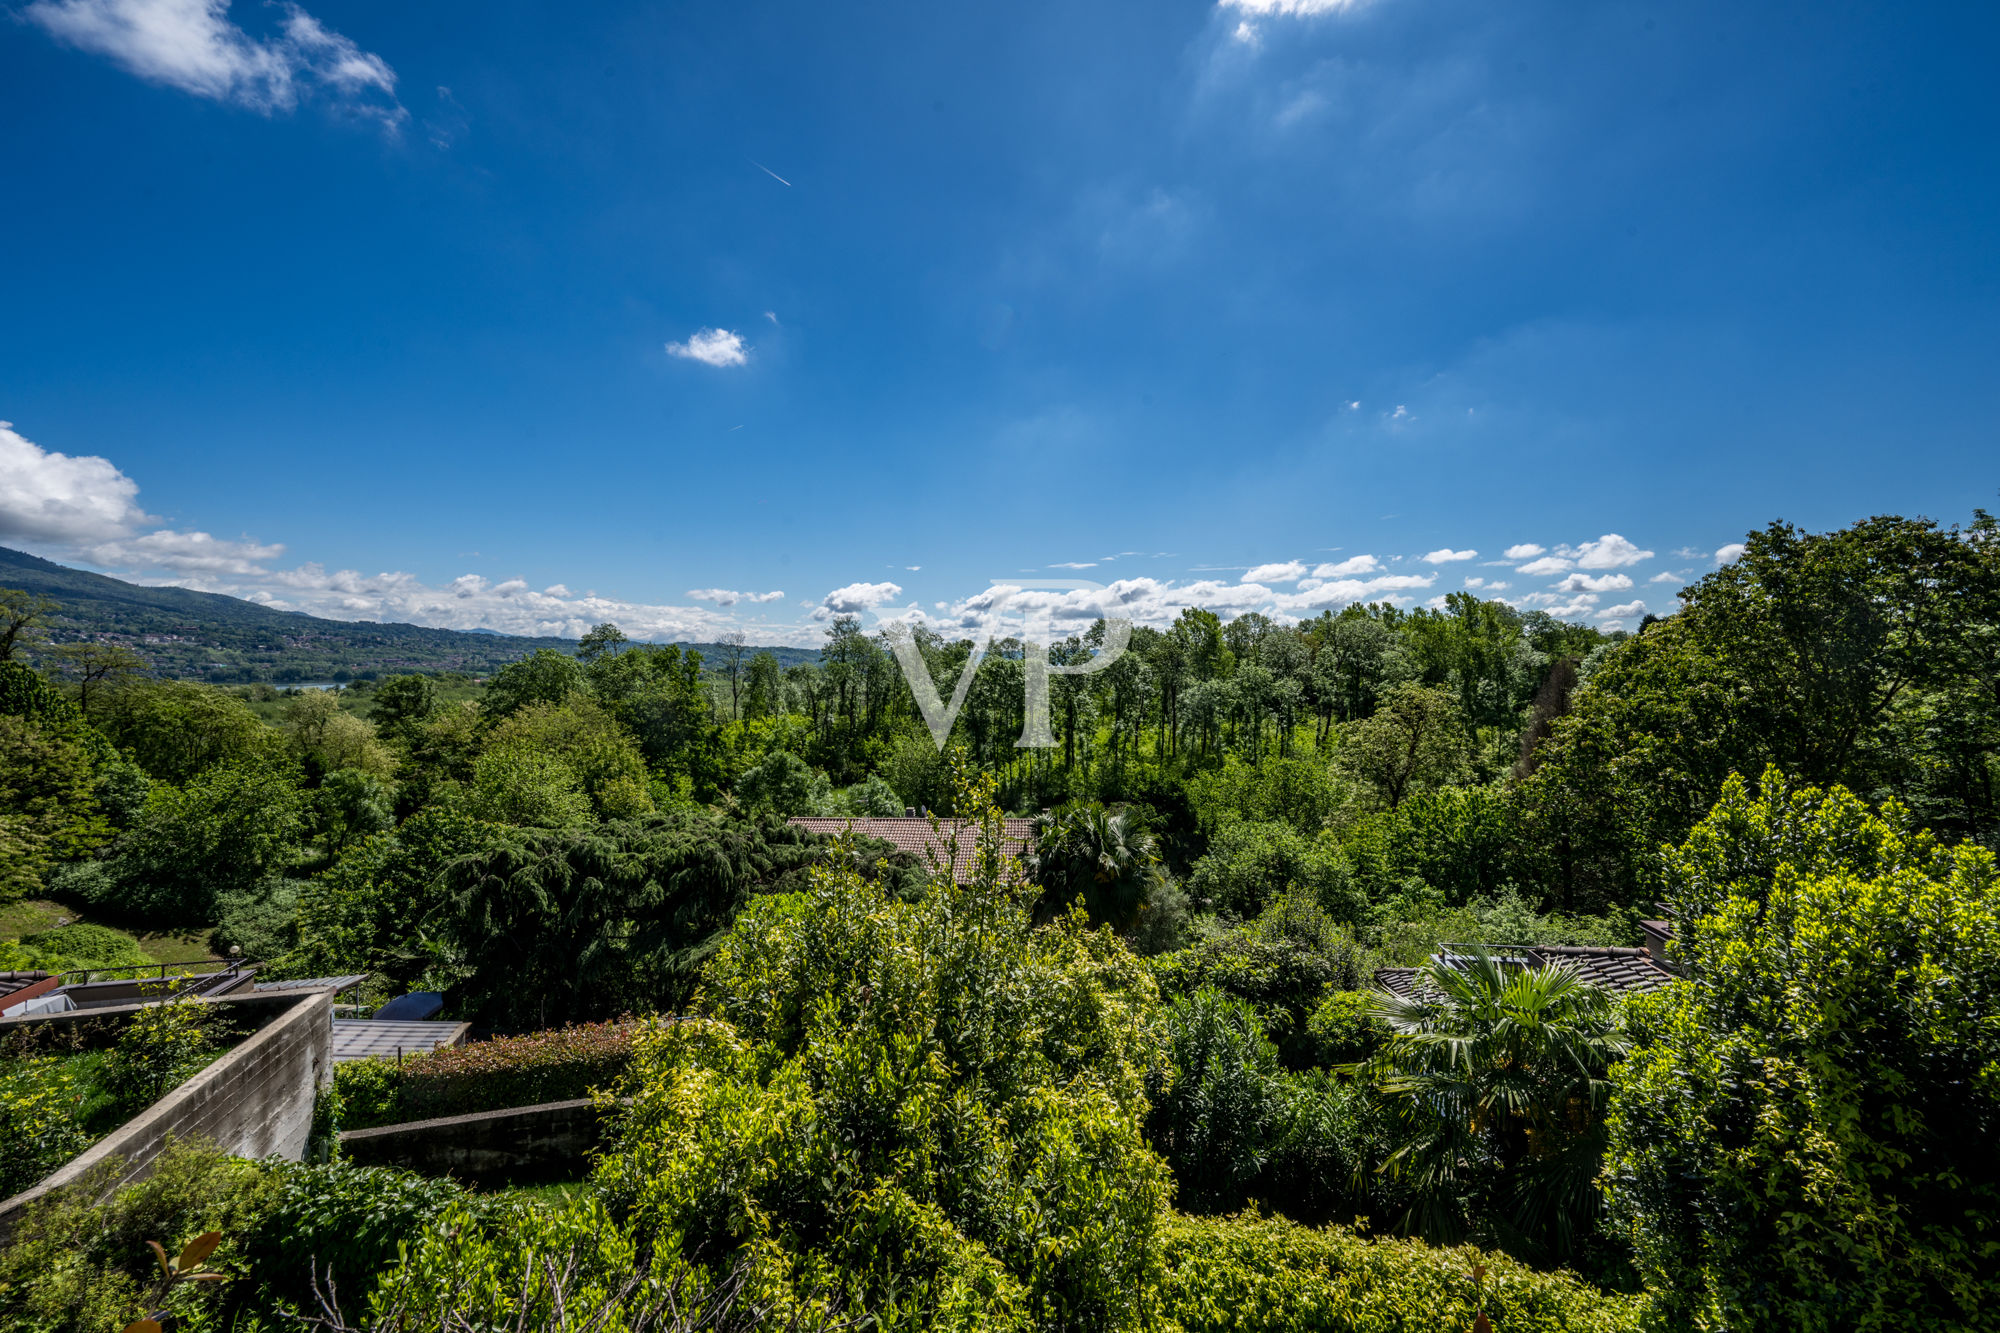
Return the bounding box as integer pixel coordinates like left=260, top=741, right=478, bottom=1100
left=0, top=988, right=335, bottom=1240
left=339, top=1098, right=611, bottom=1186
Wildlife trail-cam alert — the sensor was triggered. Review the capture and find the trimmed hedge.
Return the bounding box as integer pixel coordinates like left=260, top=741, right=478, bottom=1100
left=334, top=1021, right=635, bottom=1130
left=1151, top=1212, right=1645, bottom=1332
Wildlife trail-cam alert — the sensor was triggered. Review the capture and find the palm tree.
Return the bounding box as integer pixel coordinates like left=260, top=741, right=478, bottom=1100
left=1364, top=950, right=1628, bottom=1263
left=1027, top=802, right=1159, bottom=929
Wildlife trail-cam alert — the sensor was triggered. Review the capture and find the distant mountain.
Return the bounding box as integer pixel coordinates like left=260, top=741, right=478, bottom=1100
left=0, top=546, right=819, bottom=682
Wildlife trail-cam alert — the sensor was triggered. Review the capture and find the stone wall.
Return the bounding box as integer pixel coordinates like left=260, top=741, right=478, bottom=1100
left=0, top=988, right=335, bottom=1240
left=339, top=1098, right=611, bottom=1186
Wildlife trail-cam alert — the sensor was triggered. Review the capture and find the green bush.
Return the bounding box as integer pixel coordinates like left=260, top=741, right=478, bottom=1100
left=19, top=921, right=151, bottom=971
left=1153, top=901, right=1365, bottom=1066
left=594, top=768, right=1169, bottom=1329
left=105, top=996, right=229, bottom=1111
left=332, top=1020, right=639, bottom=1130
left=1302, top=990, right=1388, bottom=1067
left=241, top=1157, right=480, bottom=1310
left=1145, top=987, right=1285, bottom=1215
left=1603, top=771, right=2000, bottom=1331
left=1148, top=1212, right=1644, bottom=1332
left=0, top=1054, right=91, bottom=1199
left=1188, top=819, right=1362, bottom=921
left=0, top=1137, right=280, bottom=1333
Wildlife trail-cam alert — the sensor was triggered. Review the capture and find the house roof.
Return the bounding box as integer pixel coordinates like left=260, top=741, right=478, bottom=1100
left=787, top=815, right=1036, bottom=881
left=330, top=1019, right=472, bottom=1064
left=1375, top=944, right=1676, bottom=1000
left=254, top=974, right=370, bottom=995
left=0, top=972, right=53, bottom=1004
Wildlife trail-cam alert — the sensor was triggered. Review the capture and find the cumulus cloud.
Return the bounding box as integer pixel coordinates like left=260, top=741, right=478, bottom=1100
left=1649, top=571, right=1686, bottom=584
left=1570, top=534, right=1654, bottom=569
left=665, top=328, right=749, bottom=367
left=1555, top=572, right=1633, bottom=594
left=1715, top=543, right=1747, bottom=564
left=25, top=0, right=405, bottom=128
left=0, top=420, right=153, bottom=544
left=1503, top=543, right=1546, bottom=560
left=86, top=529, right=286, bottom=575
left=1600, top=600, right=1649, bottom=620
left=1243, top=560, right=1307, bottom=583
left=1421, top=548, right=1478, bottom=564
left=688, top=588, right=785, bottom=606
left=1313, top=555, right=1379, bottom=578
left=1516, top=555, right=1573, bottom=576
left=815, top=581, right=903, bottom=619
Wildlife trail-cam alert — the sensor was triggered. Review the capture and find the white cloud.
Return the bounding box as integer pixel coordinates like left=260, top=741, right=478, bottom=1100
left=816, top=581, right=903, bottom=619
left=688, top=588, right=785, bottom=607
left=1516, top=555, right=1573, bottom=576
left=86, top=529, right=285, bottom=575
left=25, top=0, right=404, bottom=128
left=1600, top=600, right=1648, bottom=620
left=1649, top=571, right=1686, bottom=584
left=1485, top=580, right=1511, bottom=590
left=1049, top=561, right=1099, bottom=569
left=1503, top=543, right=1545, bottom=560
left=1555, top=572, right=1633, bottom=594
left=1715, top=543, right=1747, bottom=565
left=1570, top=534, right=1654, bottom=569
left=1313, top=554, right=1379, bottom=577
left=0, top=420, right=153, bottom=544
left=1231, top=20, right=1260, bottom=45
left=1217, top=0, right=1368, bottom=17
left=1243, top=560, right=1307, bottom=583
left=664, top=328, right=749, bottom=367
left=1421, top=548, right=1477, bottom=564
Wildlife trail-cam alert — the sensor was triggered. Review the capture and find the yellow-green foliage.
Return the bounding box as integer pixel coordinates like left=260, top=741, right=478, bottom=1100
left=1603, top=771, right=2000, bottom=1332
left=0, top=1055, right=91, bottom=1199
left=589, top=765, right=1170, bottom=1329
left=1149, top=1212, right=1645, bottom=1332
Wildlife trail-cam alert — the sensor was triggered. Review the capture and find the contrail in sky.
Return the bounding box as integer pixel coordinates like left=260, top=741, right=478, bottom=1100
left=750, top=160, right=792, bottom=186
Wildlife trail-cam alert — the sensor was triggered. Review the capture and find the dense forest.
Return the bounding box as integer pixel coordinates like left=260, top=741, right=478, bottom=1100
left=2, top=509, right=1998, bottom=1331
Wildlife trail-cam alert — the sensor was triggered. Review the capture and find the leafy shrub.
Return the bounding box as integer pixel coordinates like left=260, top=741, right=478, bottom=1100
left=1188, top=819, right=1362, bottom=921
left=595, top=767, right=1169, bottom=1329
left=99, top=760, right=305, bottom=926
left=1604, top=772, right=2000, bottom=1332
left=325, top=1053, right=409, bottom=1133
left=438, top=808, right=834, bottom=1027
left=1302, top=990, right=1388, bottom=1067
left=1153, top=902, right=1365, bottom=1066
left=213, top=875, right=306, bottom=961
left=336, top=1020, right=639, bottom=1130
left=0, top=1136, right=280, bottom=1333
left=1145, top=987, right=1285, bottom=1214
left=241, top=1157, right=479, bottom=1310
left=0, top=1055, right=91, bottom=1198
left=1147, top=1212, right=1644, bottom=1332
left=17, top=921, right=150, bottom=971
left=105, top=996, right=229, bottom=1111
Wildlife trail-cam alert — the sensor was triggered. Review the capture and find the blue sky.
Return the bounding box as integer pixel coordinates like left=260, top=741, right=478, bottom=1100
left=2, top=0, right=1996, bottom=646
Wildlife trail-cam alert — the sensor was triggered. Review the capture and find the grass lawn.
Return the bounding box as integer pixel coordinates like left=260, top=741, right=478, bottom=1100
left=2, top=898, right=218, bottom=971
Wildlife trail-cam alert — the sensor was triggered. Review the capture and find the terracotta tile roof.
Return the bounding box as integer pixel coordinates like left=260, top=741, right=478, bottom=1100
left=787, top=816, right=1036, bottom=881
left=1375, top=944, right=1676, bottom=1001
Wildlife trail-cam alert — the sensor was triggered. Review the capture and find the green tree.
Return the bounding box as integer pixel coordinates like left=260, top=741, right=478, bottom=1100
left=439, top=809, right=831, bottom=1026
left=1367, top=951, right=1628, bottom=1266
left=368, top=673, right=440, bottom=741
left=481, top=648, right=586, bottom=719
left=1188, top=819, right=1361, bottom=921
left=598, top=770, right=1169, bottom=1328
left=99, top=679, right=277, bottom=783
left=1603, top=772, right=2000, bottom=1332
left=1336, top=682, right=1471, bottom=811
left=109, top=762, right=305, bottom=925
left=45, top=641, right=146, bottom=715
left=0, top=588, right=57, bottom=661
left=1028, top=801, right=1161, bottom=929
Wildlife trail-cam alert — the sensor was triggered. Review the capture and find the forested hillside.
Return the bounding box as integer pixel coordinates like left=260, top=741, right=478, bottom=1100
left=4, top=508, right=1997, bottom=1331
left=0, top=545, right=816, bottom=682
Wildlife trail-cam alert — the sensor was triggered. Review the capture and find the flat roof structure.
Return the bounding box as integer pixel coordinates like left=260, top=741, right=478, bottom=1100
left=1375, top=943, right=1676, bottom=1001
left=330, top=1018, right=472, bottom=1064
left=787, top=815, right=1036, bottom=881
